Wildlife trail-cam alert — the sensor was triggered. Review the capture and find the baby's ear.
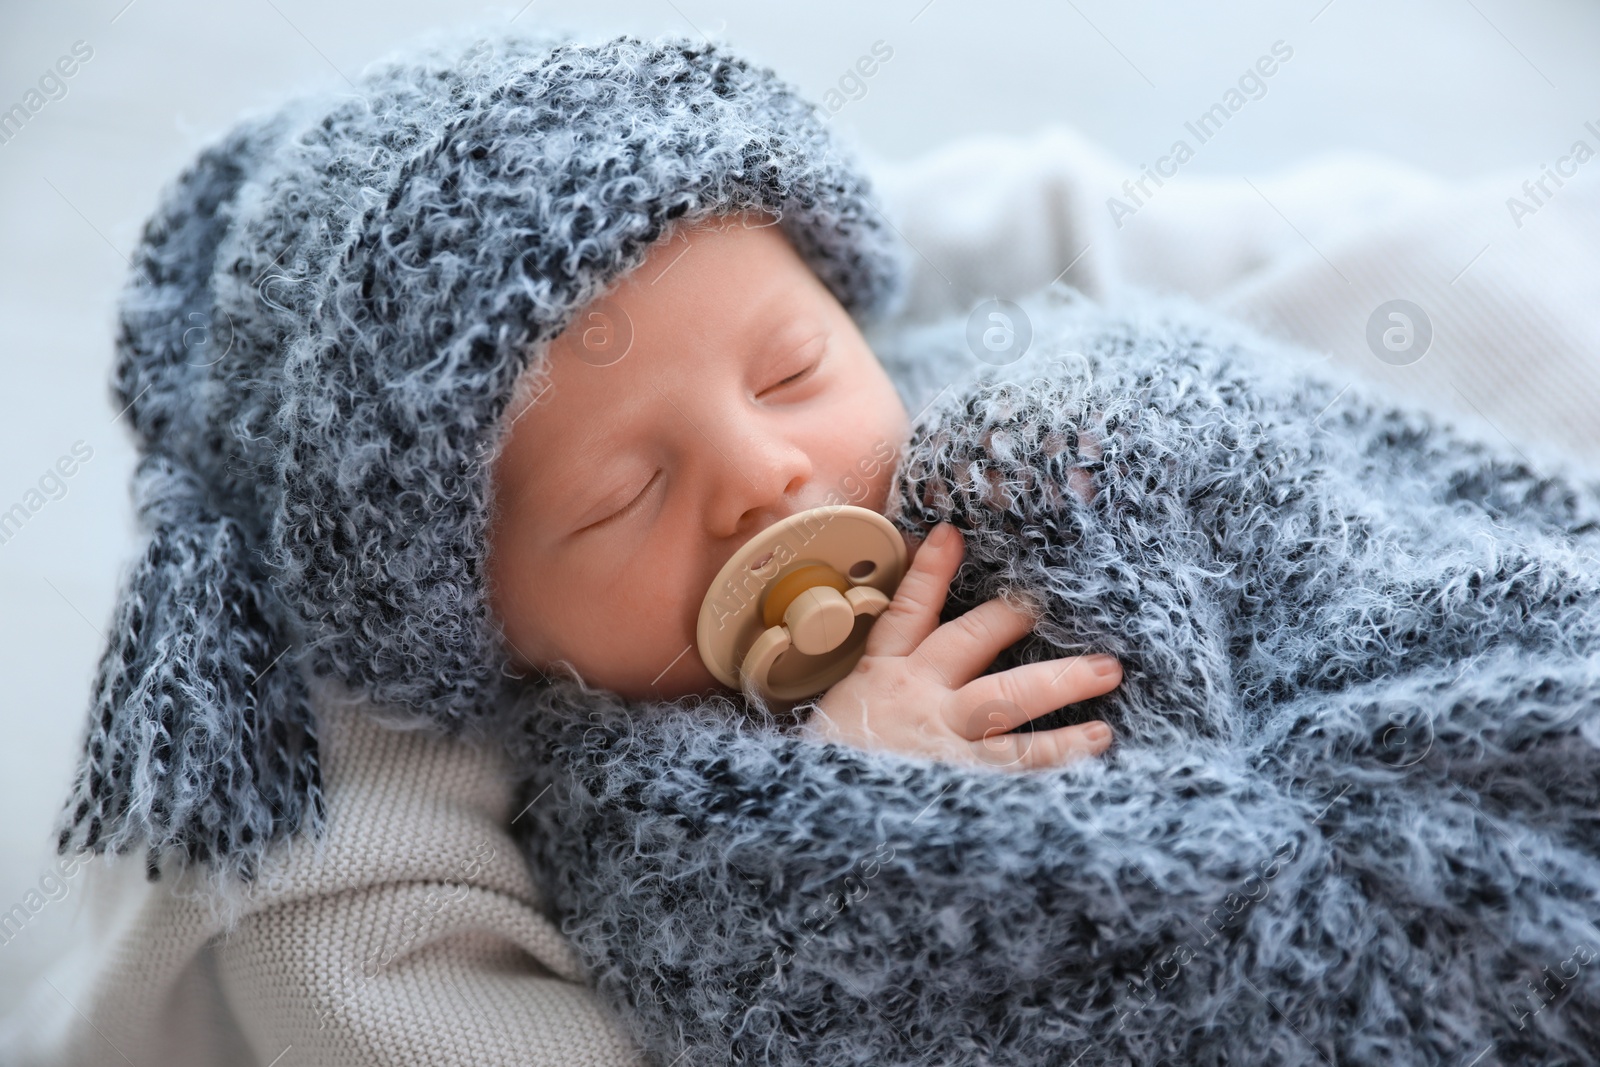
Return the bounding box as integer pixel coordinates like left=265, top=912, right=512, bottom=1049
left=56, top=453, right=323, bottom=882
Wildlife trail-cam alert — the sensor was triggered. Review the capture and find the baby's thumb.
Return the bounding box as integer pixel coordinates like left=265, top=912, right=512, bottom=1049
left=866, top=522, right=963, bottom=659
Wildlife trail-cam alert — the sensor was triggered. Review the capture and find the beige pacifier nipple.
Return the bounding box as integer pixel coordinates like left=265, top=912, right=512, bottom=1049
left=696, top=505, right=908, bottom=702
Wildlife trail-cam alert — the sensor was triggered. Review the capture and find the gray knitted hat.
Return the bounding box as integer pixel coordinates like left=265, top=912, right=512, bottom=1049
left=57, top=25, right=908, bottom=881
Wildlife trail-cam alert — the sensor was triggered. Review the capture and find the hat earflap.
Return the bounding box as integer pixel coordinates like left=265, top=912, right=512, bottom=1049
left=56, top=453, right=323, bottom=882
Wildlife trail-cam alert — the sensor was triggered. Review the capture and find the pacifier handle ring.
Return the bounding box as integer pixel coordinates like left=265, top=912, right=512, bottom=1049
left=739, top=626, right=792, bottom=699
left=738, top=585, right=894, bottom=701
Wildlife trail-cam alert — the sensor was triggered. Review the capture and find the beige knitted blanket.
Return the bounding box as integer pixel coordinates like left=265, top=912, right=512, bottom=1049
left=4, top=679, right=644, bottom=1066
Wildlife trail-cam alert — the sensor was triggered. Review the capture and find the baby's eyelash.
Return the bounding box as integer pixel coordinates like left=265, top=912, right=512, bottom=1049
left=757, top=333, right=829, bottom=397
left=585, top=470, right=658, bottom=530
left=772, top=363, right=816, bottom=388
left=761, top=345, right=826, bottom=395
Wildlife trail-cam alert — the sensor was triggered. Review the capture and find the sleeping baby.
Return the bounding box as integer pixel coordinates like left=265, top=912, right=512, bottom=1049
left=487, top=200, right=1600, bottom=773
left=485, top=208, right=1127, bottom=771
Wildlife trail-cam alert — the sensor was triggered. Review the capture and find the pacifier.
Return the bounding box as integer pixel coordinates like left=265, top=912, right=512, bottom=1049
left=697, top=505, right=908, bottom=702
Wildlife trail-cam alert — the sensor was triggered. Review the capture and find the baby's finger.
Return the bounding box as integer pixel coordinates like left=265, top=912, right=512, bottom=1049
left=864, top=523, right=964, bottom=659
left=946, top=653, right=1123, bottom=737
left=1004, top=720, right=1115, bottom=772
left=956, top=702, right=1113, bottom=771
left=910, top=594, right=1042, bottom=688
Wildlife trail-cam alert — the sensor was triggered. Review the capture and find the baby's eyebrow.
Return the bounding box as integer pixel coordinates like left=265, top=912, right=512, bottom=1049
left=748, top=315, right=831, bottom=377
left=563, top=443, right=645, bottom=530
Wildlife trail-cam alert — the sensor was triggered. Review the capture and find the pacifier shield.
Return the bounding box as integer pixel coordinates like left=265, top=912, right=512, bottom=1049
left=696, top=505, right=907, bottom=702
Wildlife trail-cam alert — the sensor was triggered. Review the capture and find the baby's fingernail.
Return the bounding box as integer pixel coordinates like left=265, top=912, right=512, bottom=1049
left=1085, top=721, right=1111, bottom=744
left=930, top=523, right=952, bottom=547
left=1089, top=654, right=1120, bottom=676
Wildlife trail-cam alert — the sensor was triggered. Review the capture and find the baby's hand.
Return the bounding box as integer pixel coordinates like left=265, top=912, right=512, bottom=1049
left=802, top=522, right=1122, bottom=771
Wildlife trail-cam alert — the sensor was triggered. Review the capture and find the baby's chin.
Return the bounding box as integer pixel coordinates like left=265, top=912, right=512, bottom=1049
left=621, top=650, right=729, bottom=704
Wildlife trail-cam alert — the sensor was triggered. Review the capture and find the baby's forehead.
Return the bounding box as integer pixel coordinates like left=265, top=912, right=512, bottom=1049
left=493, top=211, right=844, bottom=464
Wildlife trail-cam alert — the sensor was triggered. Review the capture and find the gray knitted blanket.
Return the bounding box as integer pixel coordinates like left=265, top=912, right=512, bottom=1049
left=509, top=288, right=1600, bottom=1067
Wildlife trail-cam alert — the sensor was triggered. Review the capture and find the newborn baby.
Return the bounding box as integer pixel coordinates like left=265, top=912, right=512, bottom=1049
left=486, top=208, right=1123, bottom=771
left=491, top=201, right=1600, bottom=772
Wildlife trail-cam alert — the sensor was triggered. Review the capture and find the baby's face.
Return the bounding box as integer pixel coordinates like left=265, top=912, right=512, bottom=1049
left=486, top=212, right=912, bottom=701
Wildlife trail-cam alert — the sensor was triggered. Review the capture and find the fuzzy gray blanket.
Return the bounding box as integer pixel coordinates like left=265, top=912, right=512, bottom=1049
left=509, top=287, right=1600, bottom=1067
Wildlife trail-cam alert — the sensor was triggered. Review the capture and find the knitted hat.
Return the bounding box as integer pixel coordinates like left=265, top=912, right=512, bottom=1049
left=57, top=25, right=908, bottom=881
